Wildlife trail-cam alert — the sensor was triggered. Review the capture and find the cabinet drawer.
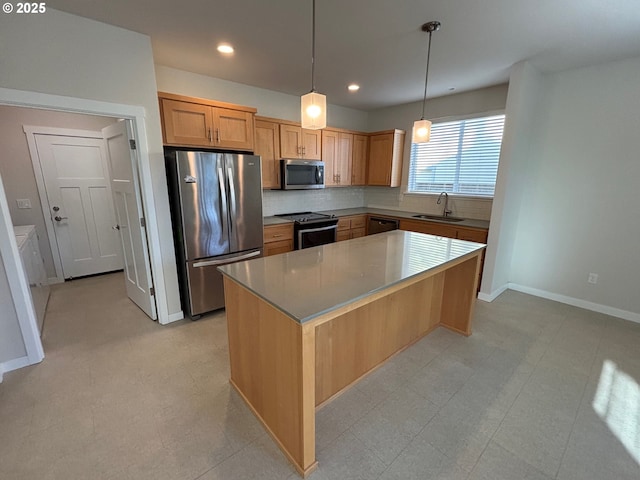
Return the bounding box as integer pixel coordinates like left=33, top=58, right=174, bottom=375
left=264, top=224, right=293, bottom=243
left=337, top=218, right=351, bottom=231
left=351, top=216, right=366, bottom=229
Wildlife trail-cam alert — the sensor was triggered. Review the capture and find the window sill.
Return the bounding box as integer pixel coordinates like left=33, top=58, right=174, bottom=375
left=402, top=191, right=494, bottom=201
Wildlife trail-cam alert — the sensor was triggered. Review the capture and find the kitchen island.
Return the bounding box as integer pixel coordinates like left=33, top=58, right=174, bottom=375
left=218, top=230, right=485, bottom=476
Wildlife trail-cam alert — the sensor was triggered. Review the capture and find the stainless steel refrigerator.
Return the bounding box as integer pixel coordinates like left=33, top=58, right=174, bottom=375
left=165, top=150, right=263, bottom=318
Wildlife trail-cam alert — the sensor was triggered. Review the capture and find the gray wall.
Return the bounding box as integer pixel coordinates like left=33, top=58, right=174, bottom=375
left=507, top=56, right=640, bottom=318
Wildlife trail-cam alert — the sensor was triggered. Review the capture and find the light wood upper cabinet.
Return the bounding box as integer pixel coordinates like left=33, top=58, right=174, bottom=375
left=322, top=130, right=352, bottom=187
left=255, top=119, right=281, bottom=189
left=161, top=99, right=213, bottom=147
left=159, top=92, right=256, bottom=151
left=212, top=108, right=255, bottom=150
left=351, top=134, right=368, bottom=186
left=367, top=129, right=405, bottom=187
left=280, top=124, right=321, bottom=160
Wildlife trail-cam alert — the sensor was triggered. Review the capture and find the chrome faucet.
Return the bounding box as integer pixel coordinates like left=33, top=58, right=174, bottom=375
left=436, top=192, right=452, bottom=217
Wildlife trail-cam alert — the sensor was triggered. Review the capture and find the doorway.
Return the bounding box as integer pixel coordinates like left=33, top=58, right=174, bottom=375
left=19, top=116, right=158, bottom=321
left=0, top=87, right=178, bottom=374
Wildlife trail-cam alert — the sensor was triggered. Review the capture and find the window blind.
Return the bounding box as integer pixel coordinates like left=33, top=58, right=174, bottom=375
left=408, top=114, right=505, bottom=196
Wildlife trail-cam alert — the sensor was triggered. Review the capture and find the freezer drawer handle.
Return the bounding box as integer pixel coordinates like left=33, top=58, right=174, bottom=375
left=193, top=250, right=261, bottom=268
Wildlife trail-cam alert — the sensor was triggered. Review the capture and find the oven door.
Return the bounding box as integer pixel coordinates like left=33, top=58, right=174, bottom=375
left=297, top=223, right=337, bottom=249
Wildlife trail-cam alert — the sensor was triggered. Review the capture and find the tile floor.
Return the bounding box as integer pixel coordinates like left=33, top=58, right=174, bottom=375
left=1, top=272, right=640, bottom=479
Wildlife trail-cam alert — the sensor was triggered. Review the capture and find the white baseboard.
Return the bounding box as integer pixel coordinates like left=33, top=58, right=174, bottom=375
left=47, top=277, right=64, bottom=285
left=508, top=283, right=640, bottom=324
left=0, top=355, right=31, bottom=377
left=477, top=283, right=509, bottom=302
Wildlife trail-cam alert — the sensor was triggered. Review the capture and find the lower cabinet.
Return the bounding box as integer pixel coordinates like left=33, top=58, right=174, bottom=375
left=336, top=215, right=367, bottom=242
left=263, top=223, right=294, bottom=256
left=399, top=219, right=488, bottom=291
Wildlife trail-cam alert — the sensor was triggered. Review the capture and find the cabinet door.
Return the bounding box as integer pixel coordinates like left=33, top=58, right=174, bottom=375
left=456, top=227, right=488, bottom=243
left=322, top=130, right=339, bottom=186
left=212, top=108, right=255, bottom=151
left=255, top=120, right=281, bottom=189
left=302, top=129, right=322, bottom=160
left=280, top=125, right=303, bottom=158
left=337, top=133, right=353, bottom=186
left=161, top=99, right=213, bottom=147
left=367, top=133, right=393, bottom=185
left=350, top=227, right=366, bottom=239
left=351, top=134, right=368, bottom=185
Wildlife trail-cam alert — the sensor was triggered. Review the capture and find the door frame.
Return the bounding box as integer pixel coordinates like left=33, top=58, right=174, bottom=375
left=24, top=125, right=111, bottom=284
left=0, top=86, right=175, bottom=371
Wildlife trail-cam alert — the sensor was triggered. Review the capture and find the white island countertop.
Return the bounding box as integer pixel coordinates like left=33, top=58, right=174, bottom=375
left=218, top=230, right=485, bottom=324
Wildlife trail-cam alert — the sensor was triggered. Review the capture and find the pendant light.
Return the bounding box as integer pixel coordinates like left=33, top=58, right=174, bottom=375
left=301, top=0, right=326, bottom=130
left=412, top=21, right=441, bottom=144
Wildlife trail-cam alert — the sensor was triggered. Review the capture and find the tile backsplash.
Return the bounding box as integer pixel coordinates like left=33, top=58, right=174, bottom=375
left=263, top=187, right=366, bottom=216
left=263, top=186, right=492, bottom=221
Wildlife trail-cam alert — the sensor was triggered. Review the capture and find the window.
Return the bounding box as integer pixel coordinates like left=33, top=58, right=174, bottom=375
left=408, top=114, right=505, bottom=197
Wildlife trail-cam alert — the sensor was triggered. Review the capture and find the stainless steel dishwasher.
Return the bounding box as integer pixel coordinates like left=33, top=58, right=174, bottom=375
left=368, top=217, right=399, bottom=234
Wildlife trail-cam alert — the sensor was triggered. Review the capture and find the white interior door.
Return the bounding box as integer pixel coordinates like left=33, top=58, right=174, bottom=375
left=36, top=134, right=123, bottom=279
left=102, top=120, right=157, bottom=320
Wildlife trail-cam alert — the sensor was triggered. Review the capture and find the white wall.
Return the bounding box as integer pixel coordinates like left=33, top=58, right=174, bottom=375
left=364, top=85, right=508, bottom=220
left=507, top=56, right=640, bottom=319
left=0, top=106, right=116, bottom=278
left=155, top=65, right=370, bottom=131
left=480, top=63, right=544, bottom=298
left=0, top=254, right=26, bottom=365
left=0, top=9, right=183, bottom=369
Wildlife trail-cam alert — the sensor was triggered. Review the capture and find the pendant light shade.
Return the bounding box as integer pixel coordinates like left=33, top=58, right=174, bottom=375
left=301, top=0, right=326, bottom=130
left=412, top=119, right=432, bottom=143
left=301, top=91, right=326, bottom=130
left=412, top=21, right=440, bottom=144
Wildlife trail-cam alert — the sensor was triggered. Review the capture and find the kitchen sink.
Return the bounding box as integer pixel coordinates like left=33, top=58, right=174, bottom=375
left=412, top=214, right=465, bottom=222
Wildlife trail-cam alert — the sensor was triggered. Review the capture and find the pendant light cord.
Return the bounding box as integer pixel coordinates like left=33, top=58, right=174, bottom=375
left=420, top=29, right=433, bottom=120
left=311, top=0, right=316, bottom=93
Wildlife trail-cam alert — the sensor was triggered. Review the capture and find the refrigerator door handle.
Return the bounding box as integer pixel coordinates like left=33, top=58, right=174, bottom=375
left=192, top=250, right=261, bottom=268
left=217, top=166, right=229, bottom=239
left=226, top=165, right=238, bottom=251
left=227, top=167, right=237, bottom=219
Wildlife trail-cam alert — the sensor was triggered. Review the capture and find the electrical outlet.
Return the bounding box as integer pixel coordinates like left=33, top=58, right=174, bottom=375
left=16, top=199, right=31, bottom=209
left=588, top=273, right=598, bottom=284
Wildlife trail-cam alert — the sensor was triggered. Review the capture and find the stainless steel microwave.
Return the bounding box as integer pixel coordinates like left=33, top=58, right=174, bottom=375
left=280, top=159, right=325, bottom=190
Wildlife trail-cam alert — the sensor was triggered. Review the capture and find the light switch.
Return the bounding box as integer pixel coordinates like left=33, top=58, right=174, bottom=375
left=16, top=199, right=32, bottom=209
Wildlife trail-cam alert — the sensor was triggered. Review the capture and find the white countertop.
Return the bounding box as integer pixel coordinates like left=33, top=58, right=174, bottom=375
left=219, top=230, right=485, bottom=324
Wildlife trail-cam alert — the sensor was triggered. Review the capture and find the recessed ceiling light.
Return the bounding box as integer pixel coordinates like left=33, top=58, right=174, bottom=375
left=217, top=44, right=234, bottom=54
left=347, top=84, right=360, bottom=92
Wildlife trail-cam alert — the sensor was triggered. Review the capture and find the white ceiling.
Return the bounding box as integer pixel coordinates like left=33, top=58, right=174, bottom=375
left=48, top=0, right=640, bottom=111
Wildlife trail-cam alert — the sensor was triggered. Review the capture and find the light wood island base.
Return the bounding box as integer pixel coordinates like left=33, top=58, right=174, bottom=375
left=222, top=249, right=482, bottom=477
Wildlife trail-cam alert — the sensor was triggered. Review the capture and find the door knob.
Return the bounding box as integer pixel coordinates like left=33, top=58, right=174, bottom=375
left=52, top=206, right=60, bottom=212
left=54, top=216, right=68, bottom=222
left=112, top=225, right=120, bottom=230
